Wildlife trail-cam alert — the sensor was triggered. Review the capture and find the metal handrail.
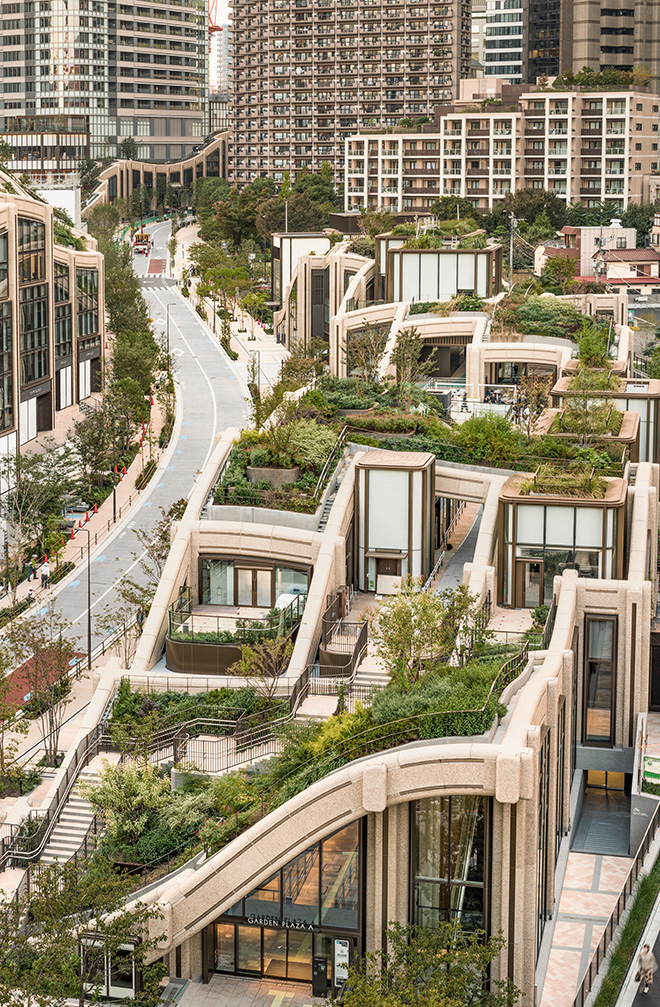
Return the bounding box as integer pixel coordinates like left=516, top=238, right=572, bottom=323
left=313, top=425, right=348, bottom=500
left=572, top=797, right=660, bottom=1007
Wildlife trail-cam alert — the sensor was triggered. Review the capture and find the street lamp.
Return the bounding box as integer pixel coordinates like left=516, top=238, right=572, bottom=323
left=80, top=525, right=92, bottom=671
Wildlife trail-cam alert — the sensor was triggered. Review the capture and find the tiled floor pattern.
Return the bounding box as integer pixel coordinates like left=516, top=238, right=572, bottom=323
left=540, top=852, right=632, bottom=1007
left=178, top=975, right=325, bottom=1007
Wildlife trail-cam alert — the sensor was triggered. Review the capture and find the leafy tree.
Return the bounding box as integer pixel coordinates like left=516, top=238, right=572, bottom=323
left=0, top=643, right=28, bottom=795
left=71, top=409, right=110, bottom=491
left=503, top=189, right=568, bottom=230
left=512, top=373, right=552, bottom=440
left=101, top=240, right=151, bottom=336
left=119, top=136, right=139, bottom=160
left=292, top=163, right=339, bottom=209
left=0, top=443, right=73, bottom=604
left=344, top=321, right=389, bottom=391
left=0, top=138, right=13, bottom=164
left=620, top=201, right=660, bottom=245
left=359, top=207, right=394, bottom=238
left=79, top=758, right=172, bottom=848
left=229, top=637, right=294, bottom=712
left=6, top=604, right=78, bottom=766
left=453, top=414, right=524, bottom=464
left=430, top=195, right=477, bottom=221
left=86, top=201, right=121, bottom=244
left=562, top=366, right=618, bottom=446
left=329, top=920, right=520, bottom=1007
left=255, top=190, right=326, bottom=234
left=540, top=255, right=578, bottom=294
left=112, top=328, right=160, bottom=394
left=0, top=856, right=165, bottom=1007
left=390, top=326, right=430, bottom=408
left=105, top=376, right=150, bottom=453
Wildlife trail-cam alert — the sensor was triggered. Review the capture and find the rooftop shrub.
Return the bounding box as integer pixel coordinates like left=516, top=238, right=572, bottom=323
left=514, top=295, right=583, bottom=340
left=519, top=463, right=607, bottom=499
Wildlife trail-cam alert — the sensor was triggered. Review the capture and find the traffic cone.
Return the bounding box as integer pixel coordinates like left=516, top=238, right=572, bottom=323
left=85, top=512, right=89, bottom=523
left=150, top=394, right=154, bottom=406
left=71, top=528, right=75, bottom=540
left=44, top=554, right=48, bottom=563
left=114, top=463, right=118, bottom=474
left=93, top=503, right=98, bottom=514
left=123, top=465, right=127, bottom=476
left=77, top=520, right=82, bottom=529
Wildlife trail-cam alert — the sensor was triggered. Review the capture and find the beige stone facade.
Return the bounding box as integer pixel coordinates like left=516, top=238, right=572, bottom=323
left=0, top=169, right=104, bottom=448
left=345, top=84, right=660, bottom=214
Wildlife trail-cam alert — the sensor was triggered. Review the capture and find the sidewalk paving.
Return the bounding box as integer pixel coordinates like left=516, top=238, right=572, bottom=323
left=178, top=974, right=325, bottom=1007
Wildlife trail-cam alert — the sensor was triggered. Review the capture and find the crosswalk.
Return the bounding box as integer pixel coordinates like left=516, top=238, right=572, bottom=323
left=141, top=277, right=176, bottom=289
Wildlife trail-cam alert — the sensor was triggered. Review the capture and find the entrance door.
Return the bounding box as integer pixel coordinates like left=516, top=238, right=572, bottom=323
left=650, top=638, right=660, bottom=711
left=516, top=560, right=543, bottom=608
left=237, top=926, right=261, bottom=973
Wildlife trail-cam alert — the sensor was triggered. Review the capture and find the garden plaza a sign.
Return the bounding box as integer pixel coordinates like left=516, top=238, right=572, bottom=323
left=246, top=914, right=314, bottom=931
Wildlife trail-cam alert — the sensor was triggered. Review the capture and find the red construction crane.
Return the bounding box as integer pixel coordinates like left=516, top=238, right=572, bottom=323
left=209, top=0, right=222, bottom=35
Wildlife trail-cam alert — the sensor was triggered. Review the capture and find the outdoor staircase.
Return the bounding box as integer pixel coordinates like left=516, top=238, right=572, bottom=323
left=317, top=455, right=350, bottom=533
left=350, top=651, right=390, bottom=689
left=39, top=768, right=99, bottom=866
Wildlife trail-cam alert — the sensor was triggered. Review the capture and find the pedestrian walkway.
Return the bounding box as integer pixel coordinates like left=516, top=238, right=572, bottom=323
left=177, top=973, right=325, bottom=1007
left=616, top=871, right=660, bottom=1007
left=540, top=853, right=634, bottom=1007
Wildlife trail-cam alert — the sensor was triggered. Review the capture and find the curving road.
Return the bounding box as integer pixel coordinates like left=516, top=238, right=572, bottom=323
left=50, top=220, right=247, bottom=649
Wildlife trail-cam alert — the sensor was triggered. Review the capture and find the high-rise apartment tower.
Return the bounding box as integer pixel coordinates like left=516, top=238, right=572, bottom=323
left=0, top=0, right=208, bottom=183
left=229, top=0, right=471, bottom=185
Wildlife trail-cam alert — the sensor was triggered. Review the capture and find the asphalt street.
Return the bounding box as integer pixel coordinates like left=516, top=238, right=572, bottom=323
left=49, top=220, right=248, bottom=650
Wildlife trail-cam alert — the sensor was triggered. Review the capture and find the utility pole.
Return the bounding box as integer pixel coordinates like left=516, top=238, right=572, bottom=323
left=509, top=213, right=518, bottom=290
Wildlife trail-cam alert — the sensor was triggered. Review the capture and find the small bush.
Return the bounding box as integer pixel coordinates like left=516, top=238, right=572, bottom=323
left=135, top=459, right=157, bottom=490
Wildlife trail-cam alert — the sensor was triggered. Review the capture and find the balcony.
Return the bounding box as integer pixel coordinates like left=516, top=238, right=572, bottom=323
left=467, top=166, right=488, bottom=176
left=525, top=147, right=545, bottom=156
left=580, top=186, right=602, bottom=195
left=581, top=167, right=602, bottom=176
left=606, top=128, right=625, bottom=136
left=525, top=168, right=544, bottom=176
left=582, top=126, right=602, bottom=136
left=525, top=127, right=545, bottom=136
left=548, top=168, right=567, bottom=176
left=466, top=128, right=489, bottom=137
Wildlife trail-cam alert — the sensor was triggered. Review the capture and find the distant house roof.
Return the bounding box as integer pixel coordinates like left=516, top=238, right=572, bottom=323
left=544, top=246, right=578, bottom=259
left=600, top=248, right=660, bottom=262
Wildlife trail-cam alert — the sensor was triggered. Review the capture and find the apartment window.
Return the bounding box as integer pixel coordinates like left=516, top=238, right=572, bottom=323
left=616, top=237, right=627, bottom=248
left=54, top=260, right=69, bottom=303
left=636, top=143, right=642, bottom=150
left=412, top=796, right=488, bottom=932
left=0, top=232, right=7, bottom=300
left=55, top=303, right=72, bottom=358
left=76, top=268, right=99, bottom=339
left=636, top=123, right=642, bottom=130
left=19, top=282, right=49, bottom=386
left=17, top=217, right=46, bottom=284
left=0, top=302, right=13, bottom=431
left=635, top=162, right=642, bottom=171
left=583, top=615, right=617, bottom=747
left=636, top=103, right=643, bottom=110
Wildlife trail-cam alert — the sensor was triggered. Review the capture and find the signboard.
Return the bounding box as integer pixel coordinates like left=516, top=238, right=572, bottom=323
left=246, top=914, right=313, bottom=931
left=334, top=938, right=350, bottom=987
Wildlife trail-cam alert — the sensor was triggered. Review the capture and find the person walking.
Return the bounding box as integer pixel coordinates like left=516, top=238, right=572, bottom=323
left=27, top=556, right=37, bottom=582
left=40, top=559, right=50, bottom=590
left=461, top=391, right=468, bottom=413
left=638, top=943, right=658, bottom=993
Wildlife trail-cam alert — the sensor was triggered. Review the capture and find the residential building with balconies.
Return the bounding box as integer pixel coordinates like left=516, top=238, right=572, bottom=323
left=228, top=0, right=471, bottom=186
left=344, top=83, right=660, bottom=214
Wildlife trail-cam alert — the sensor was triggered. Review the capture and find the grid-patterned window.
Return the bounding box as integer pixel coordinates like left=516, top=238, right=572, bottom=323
left=19, top=282, right=49, bottom=386
left=0, top=302, right=13, bottom=431
left=17, top=217, right=46, bottom=284
left=583, top=615, right=617, bottom=746
left=76, top=268, right=99, bottom=340
left=412, top=796, right=488, bottom=932
left=54, top=260, right=70, bottom=303
left=55, top=303, right=72, bottom=358
left=0, top=232, right=7, bottom=300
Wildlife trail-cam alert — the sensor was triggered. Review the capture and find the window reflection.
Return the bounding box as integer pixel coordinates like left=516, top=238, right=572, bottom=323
left=321, top=821, right=359, bottom=929
left=245, top=873, right=280, bottom=919
left=413, top=797, right=487, bottom=932
left=584, top=616, right=616, bottom=746
left=283, top=847, right=319, bottom=924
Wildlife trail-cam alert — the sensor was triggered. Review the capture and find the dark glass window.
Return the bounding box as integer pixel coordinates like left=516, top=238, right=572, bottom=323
left=556, top=698, right=566, bottom=857
left=19, top=282, right=49, bottom=386
left=55, top=303, right=72, bottom=358
left=412, top=796, right=487, bottom=932
left=583, top=616, right=616, bottom=746
left=0, top=302, right=13, bottom=431
left=537, top=729, right=550, bottom=951
left=0, top=232, right=7, bottom=300
left=17, top=217, right=46, bottom=283
left=54, top=260, right=70, bottom=303
left=76, top=267, right=99, bottom=339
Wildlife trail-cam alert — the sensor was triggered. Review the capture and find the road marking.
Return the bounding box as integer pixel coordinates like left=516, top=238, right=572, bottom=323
left=93, top=554, right=106, bottom=563
left=142, top=501, right=153, bottom=507
left=179, top=434, right=187, bottom=439
left=157, top=482, right=165, bottom=488
left=172, top=347, right=184, bottom=357
left=68, top=579, right=81, bottom=589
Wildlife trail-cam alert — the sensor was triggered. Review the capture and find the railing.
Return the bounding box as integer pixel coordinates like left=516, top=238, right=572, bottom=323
left=423, top=550, right=446, bottom=592
left=542, top=596, right=557, bottom=650
left=313, top=426, right=348, bottom=500
left=572, top=797, right=660, bottom=1007
left=168, top=593, right=307, bottom=645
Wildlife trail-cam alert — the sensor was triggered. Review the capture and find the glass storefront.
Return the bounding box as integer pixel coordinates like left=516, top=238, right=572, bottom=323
left=200, top=557, right=309, bottom=609
left=211, top=822, right=361, bottom=987
left=411, top=796, right=489, bottom=932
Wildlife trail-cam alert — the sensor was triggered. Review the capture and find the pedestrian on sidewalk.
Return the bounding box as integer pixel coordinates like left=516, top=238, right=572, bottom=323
left=637, top=944, right=658, bottom=993
left=40, top=559, right=50, bottom=590
left=27, top=555, right=37, bottom=582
